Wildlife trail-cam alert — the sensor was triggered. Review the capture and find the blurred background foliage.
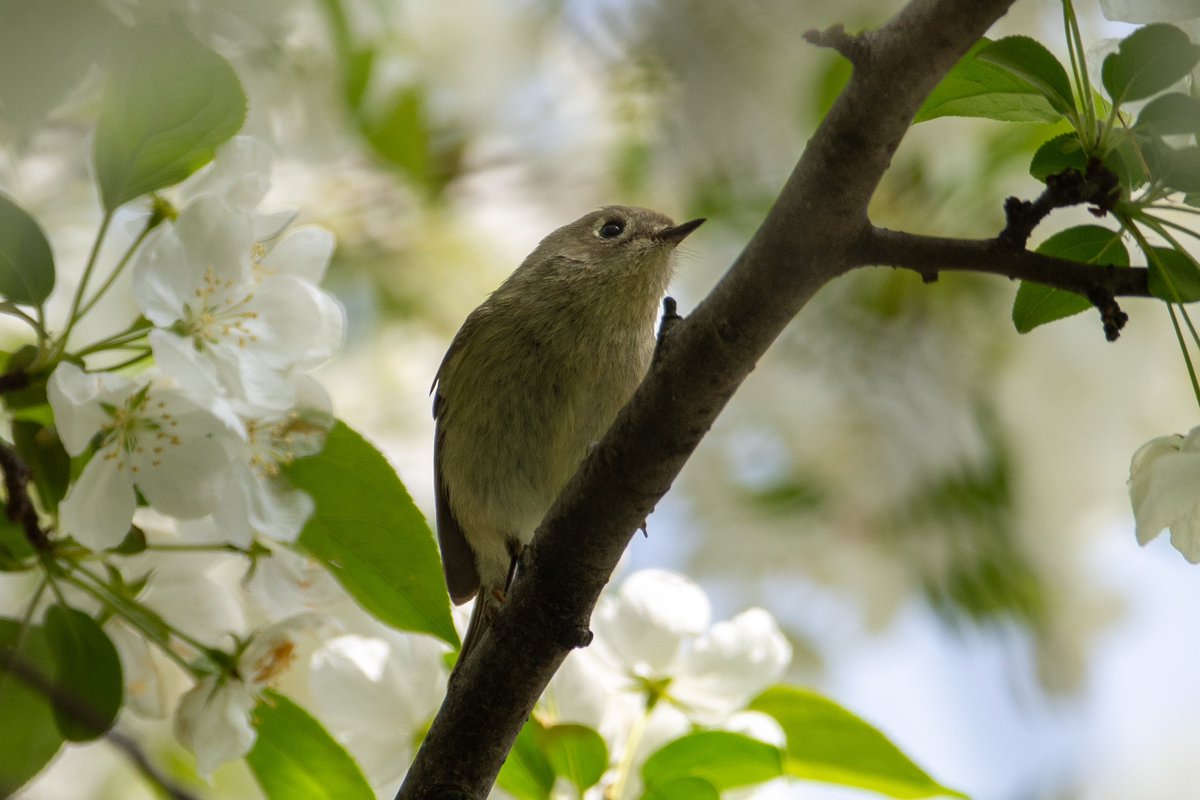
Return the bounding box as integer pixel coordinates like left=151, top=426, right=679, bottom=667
left=2, top=0, right=1199, bottom=798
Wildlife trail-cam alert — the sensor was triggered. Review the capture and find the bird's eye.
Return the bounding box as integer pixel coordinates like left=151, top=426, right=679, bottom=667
left=598, top=220, right=625, bottom=239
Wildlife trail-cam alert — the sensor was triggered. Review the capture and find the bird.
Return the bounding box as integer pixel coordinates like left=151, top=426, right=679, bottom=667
left=431, top=205, right=704, bottom=670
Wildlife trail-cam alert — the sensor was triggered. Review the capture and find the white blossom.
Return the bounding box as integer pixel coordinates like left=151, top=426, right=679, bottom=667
left=176, top=377, right=331, bottom=547
left=132, top=136, right=343, bottom=423
left=173, top=615, right=329, bottom=776
left=1129, top=427, right=1200, bottom=562
left=589, top=570, right=791, bottom=723
left=559, top=570, right=792, bottom=799
left=107, top=621, right=168, bottom=719
left=133, top=194, right=342, bottom=415
left=174, top=675, right=258, bottom=777
left=309, top=632, right=449, bottom=789
left=244, top=544, right=348, bottom=618
left=47, top=363, right=234, bottom=550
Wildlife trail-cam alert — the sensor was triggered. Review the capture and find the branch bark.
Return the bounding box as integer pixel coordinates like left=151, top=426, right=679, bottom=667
left=859, top=228, right=1150, bottom=297
left=398, top=0, right=1030, bottom=796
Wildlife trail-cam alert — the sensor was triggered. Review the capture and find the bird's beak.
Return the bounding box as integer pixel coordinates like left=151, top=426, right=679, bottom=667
left=654, top=218, right=706, bottom=245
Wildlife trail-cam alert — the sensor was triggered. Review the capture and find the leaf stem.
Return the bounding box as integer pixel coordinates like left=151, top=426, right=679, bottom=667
left=1147, top=215, right=1200, bottom=245
left=1125, top=219, right=1188, bottom=302
left=0, top=302, right=44, bottom=333
left=1169, top=304, right=1200, bottom=410
left=1062, top=0, right=1098, bottom=146
left=610, top=705, right=651, bottom=800
left=1180, top=305, right=1200, bottom=353
left=60, top=210, right=114, bottom=352
left=1145, top=203, right=1200, bottom=217
left=58, top=563, right=199, bottom=675
left=74, top=321, right=152, bottom=358
left=98, top=350, right=153, bottom=373
left=74, top=215, right=160, bottom=324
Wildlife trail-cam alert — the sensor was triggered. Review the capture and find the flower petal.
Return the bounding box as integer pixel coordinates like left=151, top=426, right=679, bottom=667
left=591, top=569, right=710, bottom=679
left=671, top=608, right=791, bottom=721
left=1170, top=511, right=1200, bottom=563
left=174, top=677, right=257, bottom=776
left=131, top=398, right=235, bottom=520
left=107, top=621, right=167, bottom=719
left=172, top=196, right=255, bottom=288
left=132, top=227, right=190, bottom=327
left=47, top=363, right=134, bottom=455
left=59, top=453, right=136, bottom=550
left=260, top=226, right=335, bottom=284
left=1132, top=444, right=1200, bottom=548
left=187, top=136, right=274, bottom=209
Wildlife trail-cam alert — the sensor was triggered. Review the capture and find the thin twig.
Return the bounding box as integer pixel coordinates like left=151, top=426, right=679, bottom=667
left=803, top=24, right=868, bottom=63
left=998, top=159, right=1121, bottom=250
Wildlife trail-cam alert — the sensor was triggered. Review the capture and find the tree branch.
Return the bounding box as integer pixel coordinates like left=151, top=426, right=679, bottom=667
left=804, top=24, right=868, bottom=63
left=398, top=0, right=1020, bottom=796
left=0, top=440, right=52, bottom=552
left=859, top=228, right=1149, bottom=299
left=859, top=226, right=1149, bottom=341
left=997, top=159, right=1122, bottom=250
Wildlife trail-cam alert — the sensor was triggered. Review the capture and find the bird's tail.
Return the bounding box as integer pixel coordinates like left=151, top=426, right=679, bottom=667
left=453, top=594, right=491, bottom=675
left=451, top=550, right=519, bottom=676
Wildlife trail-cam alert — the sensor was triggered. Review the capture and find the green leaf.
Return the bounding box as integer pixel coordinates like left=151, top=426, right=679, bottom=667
left=1104, top=132, right=1150, bottom=191
left=976, top=36, right=1075, bottom=116
left=1029, top=133, right=1088, bottom=181
left=539, top=724, right=607, bottom=794
left=288, top=421, right=458, bottom=645
left=1012, top=225, right=1130, bottom=333
left=12, top=420, right=71, bottom=516
left=0, top=0, right=119, bottom=135
left=0, top=619, right=64, bottom=795
left=1136, top=92, right=1200, bottom=137
left=641, top=776, right=721, bottom=800
left=358, top=87, right=432, bottom=189
left=642, top=731, right=782, bottom=793
left=246, top=690, right=373, bottom=800
left=1102, top=24, right=1200, bottom=105
left=0, top=515, right=34, bottom=570
left=497, top=718, right=555, bottom=800
left=1147, top=246, right=1200, bottom=303
left=42, top=605, right=122, bottom=741
left=1158, top=146, right=1200, bottom=193
left=915, top=39, right=1063, bottom=123
left=750, top=686, right=966, bottom=799
left=93, top=22, right=247, bottom=211
left=0, top=193, right=55, bottom=306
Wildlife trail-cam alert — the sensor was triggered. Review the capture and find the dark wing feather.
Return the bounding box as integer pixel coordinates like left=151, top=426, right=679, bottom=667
left=433, top=419, right=479, bottom=604
left=432, top=324, right=481, bottom=605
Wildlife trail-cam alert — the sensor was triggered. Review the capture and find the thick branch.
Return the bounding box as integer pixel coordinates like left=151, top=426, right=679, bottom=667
left=398, top=0, right=1018, bottom=796
left=0, top=441, right=52, bottom=552
left=861, top=228, right=1150, bottom=297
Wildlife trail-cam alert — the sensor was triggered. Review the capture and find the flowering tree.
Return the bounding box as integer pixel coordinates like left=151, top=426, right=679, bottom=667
left=1, top=0, right=1199, bottom=799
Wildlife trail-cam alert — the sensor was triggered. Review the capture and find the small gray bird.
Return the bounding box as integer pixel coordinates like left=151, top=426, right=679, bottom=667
left=432, top=206, right=704, bottom=668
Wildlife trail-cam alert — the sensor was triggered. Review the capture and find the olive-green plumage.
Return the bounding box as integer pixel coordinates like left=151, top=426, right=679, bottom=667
left=432, top=206, right=703, bottom=667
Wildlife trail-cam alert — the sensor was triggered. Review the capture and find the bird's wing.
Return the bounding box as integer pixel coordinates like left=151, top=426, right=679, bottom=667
left=432, top=320, right=482, bottom=605
left=433, top=418, right=479, bottom=605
